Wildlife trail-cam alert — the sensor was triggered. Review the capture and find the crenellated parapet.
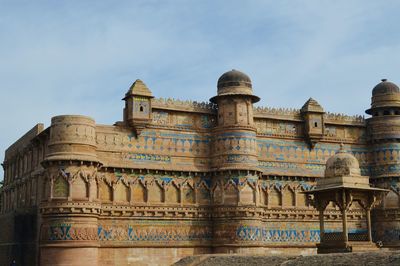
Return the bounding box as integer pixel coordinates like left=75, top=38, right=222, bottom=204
left=325, top=112, right=365, bottom=125
left=254, top=107, right=365, bottom=125
left=254, top=106, right=302, bottom=120
left=152, top=97, right=217, bottom=114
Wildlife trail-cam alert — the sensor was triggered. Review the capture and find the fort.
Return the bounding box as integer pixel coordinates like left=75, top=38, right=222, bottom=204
left=0, top=70, right=399, bottom=265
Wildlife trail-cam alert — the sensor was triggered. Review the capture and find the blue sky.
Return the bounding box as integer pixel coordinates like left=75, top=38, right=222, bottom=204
left=1, top=0, right=400, bottom=180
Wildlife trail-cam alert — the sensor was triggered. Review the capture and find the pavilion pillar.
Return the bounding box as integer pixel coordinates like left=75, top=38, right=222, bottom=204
left=319, top=209, right=325, bottom=241
left=366, top=208, right=372, bottom=242
left=342, top=190, right=348, bottom=242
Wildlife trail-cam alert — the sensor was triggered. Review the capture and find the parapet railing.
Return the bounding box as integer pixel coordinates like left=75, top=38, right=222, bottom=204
left=322, top=232, right=369, bottom=242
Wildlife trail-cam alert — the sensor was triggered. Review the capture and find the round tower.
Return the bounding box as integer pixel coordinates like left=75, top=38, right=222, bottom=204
left=210, top=70, right=263, bottom=254
left=40, top=115, right=101, bottom=266
left=46, top=115, right=99, bottom=163
left=366, top=79, right=400, bottom=248
left=210, top=70, right=260, bottom=171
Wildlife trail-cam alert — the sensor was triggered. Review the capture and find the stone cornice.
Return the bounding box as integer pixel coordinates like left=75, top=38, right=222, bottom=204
left=39, top=201, right=366, bottom=221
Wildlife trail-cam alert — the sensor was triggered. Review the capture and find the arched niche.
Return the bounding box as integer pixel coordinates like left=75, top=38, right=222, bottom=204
left=183, top=183, right=195, bottom=204
left=224, top=182, right=238, bottom=205
left=99, top=180, right=112, bottom=202
left=131, top=181, right=146, bottom=203
left=114, top=182, right=129, bottom=203
left=72, top=176, right=88, bottom=200
left=147, top=181, right=163, bottom=203
left=240, top=183, right=254, bottom=204
left=53, top=175, right=68, bottom=198
left=165, top=183, right=179, bottom=204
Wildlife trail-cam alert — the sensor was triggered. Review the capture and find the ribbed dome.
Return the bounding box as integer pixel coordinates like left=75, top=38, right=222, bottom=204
left=325, top=146, right=361, bottom=178
left=366, top=79, right=400, bottom=114
left=217, top=69, right=252, bottom=89
left=210, top=69, right=259, bottom=103
left=372, top=79, right=399, bottom=96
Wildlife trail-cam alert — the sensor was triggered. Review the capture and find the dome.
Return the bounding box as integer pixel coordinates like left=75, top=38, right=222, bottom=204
left=366, top=79, right=400, bottom=114
left=372, top=79, right=400, bottom=96
left=324, top=145, right=361, bottom=178
left=217, top=69, right=252, bottom=89
left=210, top=69, right=260, bottom=103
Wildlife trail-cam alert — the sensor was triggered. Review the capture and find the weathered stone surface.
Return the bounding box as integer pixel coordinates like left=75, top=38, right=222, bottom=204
left=174, top=251, right=400, bottom=266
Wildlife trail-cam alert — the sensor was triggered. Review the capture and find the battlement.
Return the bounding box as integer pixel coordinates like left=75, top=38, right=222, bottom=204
left=253, top=106, right=365, bottom=125
left=152, top=97, right=217, bottom=114
left=325, top=112, right=365, bottom=125
left=254, top=106, right=302, bottom=121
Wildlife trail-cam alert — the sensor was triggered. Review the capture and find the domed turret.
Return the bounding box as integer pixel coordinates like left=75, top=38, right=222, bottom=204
left=217, top=69, right=252, bottom=89
left=210, top=69, right=259, bottom=103
left=366, top=79, right=400, bottom=142
left=210, top=70, right=262, bottom=254
left=324, top=145, right=361, bottom=178
left=316, top=144, right=369, bottom=189
left=210, top=69, right=260, bottom=170
left=366, top=79, right=400, bottom=115
left=372, top=79, right=399, bottom=96
left=366, top=79, right=400, bottom=249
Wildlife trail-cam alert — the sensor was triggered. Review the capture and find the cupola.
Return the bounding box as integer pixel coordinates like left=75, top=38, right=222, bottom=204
left=210, top=69, right=259, bottom=103
left=366, top=79, right=400, bottom=115
left=301, top=98, right=325, bottom=148
left=123, top=79, right=154, bottom=135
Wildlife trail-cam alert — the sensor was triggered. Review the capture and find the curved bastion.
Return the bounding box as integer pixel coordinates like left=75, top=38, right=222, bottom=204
left=45, top=115, right=99, bottom=164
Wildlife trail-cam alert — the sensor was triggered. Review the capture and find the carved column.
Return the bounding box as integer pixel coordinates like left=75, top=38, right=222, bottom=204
left=366, top=208, right=372, bottom=242
left=341, top=190, right=349, bottom=242
left=319, top=209, right=325, bottom=241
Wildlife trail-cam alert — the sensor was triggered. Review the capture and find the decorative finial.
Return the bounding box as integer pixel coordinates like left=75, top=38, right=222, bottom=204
left=381, top=78, right=387, bottom=82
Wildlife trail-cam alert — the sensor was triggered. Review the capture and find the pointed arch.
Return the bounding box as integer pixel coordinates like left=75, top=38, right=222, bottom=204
left=197, top=180, right=211, bottom=205
left=182, top=181, right=195, bottom=204
left=212, top=181, right=223, bottom=205
left=240, top=182, right=255, bottom=205
left=282, top=185, right=295, bottom=207
left=99, top=179, right=112, bottom=202
left=269, top=185, right=281, bottom=207
left=224, top=180, right=238, bottom=205
left=259, top=184, right=268, bottom=206
left=296, top=187, right=308, bottom=208
left=385, top=190, right=399, bottom=208
left=147, top=179, right=163, bottom=203
left=72, top=175, right=88, bottom=199
left=53, top=174, right=69, bottom=198
left=114, top=181, right=129, bottom=203
left=131, top=179, right=146, bottom=203
left=165, top=181, right=180, bottom=204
